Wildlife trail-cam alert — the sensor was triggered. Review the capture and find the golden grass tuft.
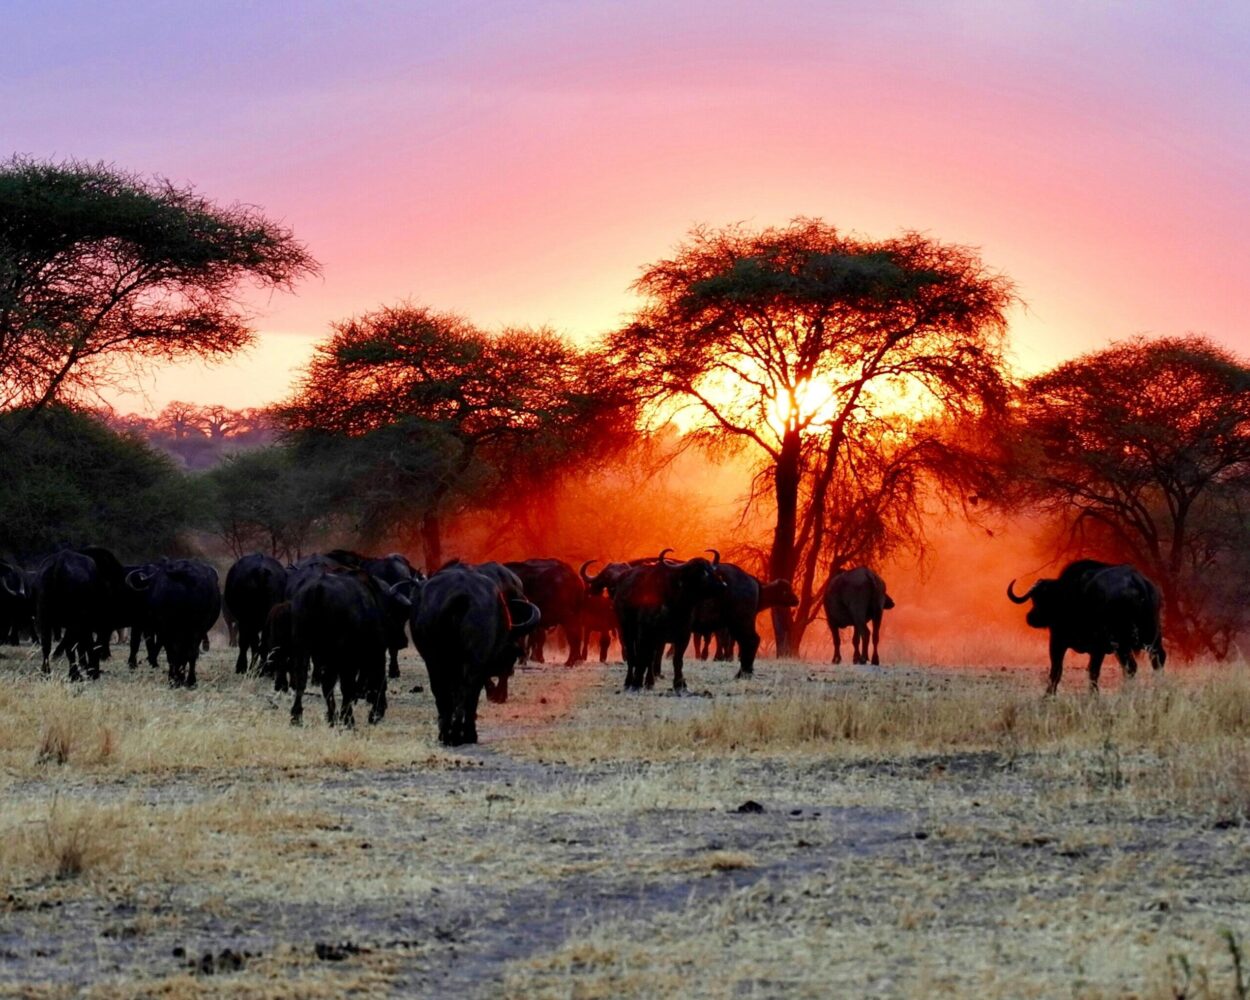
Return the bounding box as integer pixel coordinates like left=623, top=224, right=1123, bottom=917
left=37, top=718, right=74, bottom=765
left=0, top=797, right=176, bottom=882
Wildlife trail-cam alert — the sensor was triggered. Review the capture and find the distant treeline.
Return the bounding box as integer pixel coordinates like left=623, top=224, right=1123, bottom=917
left=100, top=404, right=277, bottom=470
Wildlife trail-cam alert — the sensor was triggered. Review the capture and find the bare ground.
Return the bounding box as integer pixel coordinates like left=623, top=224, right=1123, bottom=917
left=1, top=646, right=1249, bottom=998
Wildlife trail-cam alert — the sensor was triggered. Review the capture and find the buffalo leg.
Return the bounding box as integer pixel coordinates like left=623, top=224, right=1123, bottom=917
left=290, top=652, right=307, bottom=725
left=1087, top=651, right=1105, bottom=692
left=599, top=631, right=610, bottom=663
left=39, top=619, right=53, bottom=674
left=564, top=623, right=583, bottom=666
left=695, top=634, right=709, bottom=661
left=854, top=624, right=870, bottom=665
left=338, top=669, right=356, bottom=729
left=618, top=611, right=641, bottom=690
left=167, top=646, right=183, bottom=688
left=321, top=669, right=338, bottom=727
left=129, top=627, right=144, bottom=669
left=186, top=642, right=199, bottom=689
left=234, top=628, right=250, bottom=674
left=368, top=683, right=388, bottom=724
left=870, top=615, right=882, bottom=666
left=388, top=645, right=400, bottom=680
left=428, top=667, right=455, bottom=743
left=671, top=633, right=690, bottom=692
left=734, top=628, right=760, bottom=679
left=1045, top=636, right=1067, bottom=695
left=831, top=627, right=842, bottom=665
left=529, top=629, right=545, bottom=664
left=1149, top=639, right=1166, bottom=672
left=463, top=679, right=483, bottom=744
left=1118, top=650, right=1138, bottom=678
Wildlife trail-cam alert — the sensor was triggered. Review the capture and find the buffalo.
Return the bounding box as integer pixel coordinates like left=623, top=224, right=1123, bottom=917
left=824, top=567, right=895, bottom=666
left=324, top=550, right=423, bottom=677
left=123, top=560, right=163, bottom=669
left=263, top=601, right=294, bottom=692
left=580, top=591, right=619, bottom=662
left=689, top=550, right=799, bottom=677
left=224, top=553, right=288, bottom=675
left=0, top=560, right=33, bottom=646
left=612, top=549, right=727, bottom=692
left=504, top=558, right=585, bottom=665
left=125, top=559, right=221, bottom=688
left=410, top=563, right=541, bottom=745
left=33, top=547, right=127, bottom=680
left=289, top=570, right=411, bottom=726
left=1007, top=559, right=1166, bottom=693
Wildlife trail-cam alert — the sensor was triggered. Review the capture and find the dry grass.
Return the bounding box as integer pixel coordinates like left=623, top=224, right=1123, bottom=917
left=0, top=661, right=466, bottom=778
left=3, top=648, right=1250, bottom=997
left=524, top=661, right=1250, bottom=760
left=0, top=796, right=189, bottom=882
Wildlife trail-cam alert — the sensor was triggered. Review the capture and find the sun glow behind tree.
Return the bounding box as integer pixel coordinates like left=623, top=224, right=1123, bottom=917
left=611, top=218, right=1015, bottom=653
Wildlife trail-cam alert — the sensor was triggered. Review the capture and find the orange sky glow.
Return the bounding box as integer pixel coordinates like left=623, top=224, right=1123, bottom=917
left=8, top=2, right=1248, bottom=415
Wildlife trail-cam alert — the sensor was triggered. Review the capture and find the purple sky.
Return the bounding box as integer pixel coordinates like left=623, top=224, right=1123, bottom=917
left=7, top=1, right=1249, bottom=409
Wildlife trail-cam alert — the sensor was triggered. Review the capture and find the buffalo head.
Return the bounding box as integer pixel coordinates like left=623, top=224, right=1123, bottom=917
left=676, top=557, right=727, bottom=598
left=1007, top=578, right=1061, bottom=629
left=760, top=579, right=800, bottom=610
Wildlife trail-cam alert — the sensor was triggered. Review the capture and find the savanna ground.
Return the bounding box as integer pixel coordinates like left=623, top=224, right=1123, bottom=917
left=1, top=637, right=1249, bottom=999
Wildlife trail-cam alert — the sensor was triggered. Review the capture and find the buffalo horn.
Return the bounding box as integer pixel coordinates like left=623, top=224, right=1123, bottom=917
left=1006, top=579, right=1036, bottom=604
left=705, top=548, right=721, bottom=566
left=658, top=548, right=675, bottom=565
left=1, top=576, right=20, bottom=598
left=579, top=560, right=598, bottom=585
left=125, top=568, right=154, bottom=590
left=508, top=599, right=542, bottom=632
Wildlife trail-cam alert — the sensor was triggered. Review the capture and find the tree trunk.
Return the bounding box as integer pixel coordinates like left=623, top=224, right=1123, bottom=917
left=769, top=427, right=802, bottom=656
left=421, top=510, right=443, bottom=571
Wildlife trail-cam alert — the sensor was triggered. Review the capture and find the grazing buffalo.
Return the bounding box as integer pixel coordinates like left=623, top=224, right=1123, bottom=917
left=689, top=552, right=799, bottom=677
left=224, top=553, right=288, bottom=675
left=825, top=567, right=895, bottom=666
left=1007, top=559, right=1166, bottom=693
left=289, top=571, right=411, bottom=726
left=504, top=558, right=585, bottom=665
left=613, top=549, right=727, bottom=692
left=126, top=560, right=221, bottom=688
left=410, top=563, right=542, bottom=745
left=34, top=548, right=127, bottom=680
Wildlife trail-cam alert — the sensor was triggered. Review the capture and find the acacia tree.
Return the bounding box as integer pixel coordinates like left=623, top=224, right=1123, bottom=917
left=0, top=158, right=316, bottom=430
left=281, top=304, right=635, bottom=566
left=611, top=219, right=1013, bottom=654
left=1010, top=335, right=1250, bottom=658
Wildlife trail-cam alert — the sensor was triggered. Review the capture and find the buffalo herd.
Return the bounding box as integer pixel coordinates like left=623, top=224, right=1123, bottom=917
left=0, top=542, right=1168, bottom=744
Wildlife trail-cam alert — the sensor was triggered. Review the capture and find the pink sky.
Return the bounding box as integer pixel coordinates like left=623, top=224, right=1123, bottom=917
left=8, top=1, right=1248, bottom=412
